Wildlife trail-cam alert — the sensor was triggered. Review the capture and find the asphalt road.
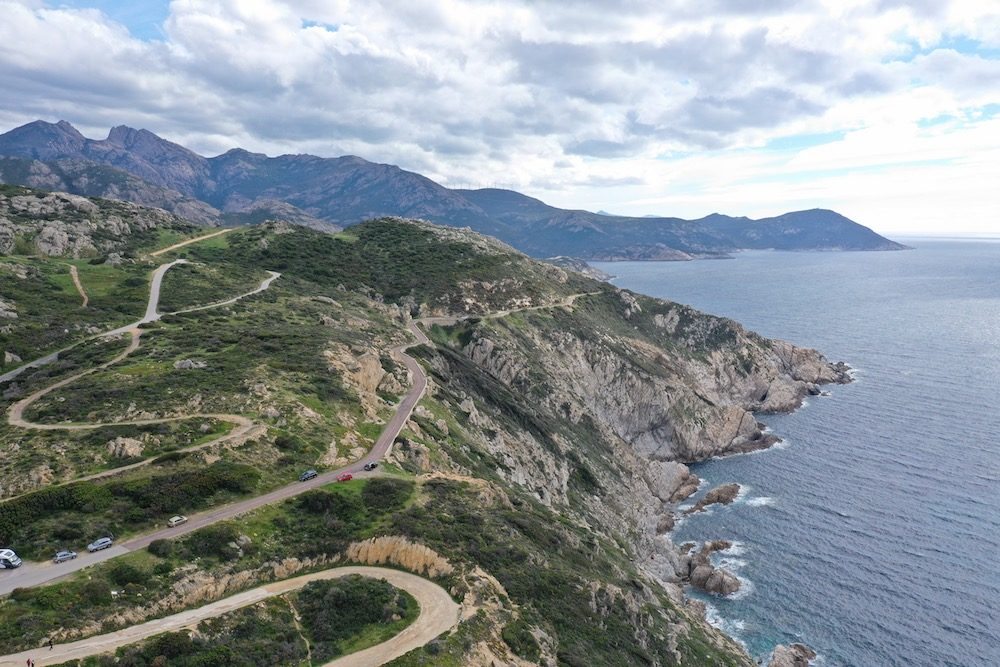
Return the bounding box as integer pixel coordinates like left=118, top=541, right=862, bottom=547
left=0, top=320, right=428, bottom=595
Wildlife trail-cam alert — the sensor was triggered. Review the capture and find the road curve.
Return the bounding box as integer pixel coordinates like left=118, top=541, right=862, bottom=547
left=0, top=566, right=460, bottom=667
left=0, top=315, right=427, bottom=595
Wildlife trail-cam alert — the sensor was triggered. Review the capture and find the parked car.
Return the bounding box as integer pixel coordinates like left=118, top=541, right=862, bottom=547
left=87, top=537, right=114, bottom=552
left=337, top=472, right=353, bottom=482
left=167, top=515, right=188, bottom=528
left=299, top=469, right=318, bottom=482
left=0, top=548, right=22, bottom=569
left=53, top=550, right=78, bottom=564
left=363, top=462, right=378, bottom=471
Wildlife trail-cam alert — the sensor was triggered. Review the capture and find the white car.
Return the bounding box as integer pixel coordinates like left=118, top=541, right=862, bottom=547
left=87, top=537, right=114, bottom=552
left=0, top=548, right=22, bottom=569
left=167, top=515, right=188, bottom=528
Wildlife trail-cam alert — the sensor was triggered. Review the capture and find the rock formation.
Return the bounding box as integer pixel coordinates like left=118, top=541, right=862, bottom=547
left=686, top=483, right=741, bottom=514
left=768, top=643, right=817, bottom=667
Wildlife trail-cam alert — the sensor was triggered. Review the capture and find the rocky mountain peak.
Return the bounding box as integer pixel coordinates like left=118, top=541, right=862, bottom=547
left=0, top=119, right=86, bottom=159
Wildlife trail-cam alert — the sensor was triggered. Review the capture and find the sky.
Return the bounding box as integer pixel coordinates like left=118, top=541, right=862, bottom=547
left=0, top=1, right=998, bottom=236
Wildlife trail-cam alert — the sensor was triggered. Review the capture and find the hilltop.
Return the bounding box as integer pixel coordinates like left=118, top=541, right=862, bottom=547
left=0, top=120, right=908, bottom=260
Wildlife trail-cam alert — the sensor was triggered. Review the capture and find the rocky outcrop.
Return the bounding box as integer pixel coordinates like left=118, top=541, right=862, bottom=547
left=346, top=536, right=454, bottom=578
left=173, top=358, right=207, bottom=369
left=687, top=541, right=741, bottom=596
left=0, top=186, right=197, bottom=258
left=768, top=643, right=817, bottom=667
left=686, top=483, right=741, bottom=514
left=106, top=436, right=144, bottom=458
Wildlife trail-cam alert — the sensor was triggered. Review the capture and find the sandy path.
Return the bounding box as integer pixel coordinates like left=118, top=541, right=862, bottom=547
left=149, top=228, right=233, bottom=257
left=3, top=262, right=276, bottom=498
left=67, top=264, right=88, bottom=307
left=0, top=566, right=460, bottom=667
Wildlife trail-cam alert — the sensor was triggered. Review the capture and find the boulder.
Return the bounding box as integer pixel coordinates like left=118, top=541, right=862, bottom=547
left=768, top=643, right=817, bottom=667
left=3, top=350, right=21, bottom=365
left=173, top=358, right=207, bottom=369
left=685, top=482, right=741, bottom=514
left=107, top=436, right=144, bottom=458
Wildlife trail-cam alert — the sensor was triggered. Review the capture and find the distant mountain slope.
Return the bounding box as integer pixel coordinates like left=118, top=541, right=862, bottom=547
left=0, top=120, right=908, bottom=258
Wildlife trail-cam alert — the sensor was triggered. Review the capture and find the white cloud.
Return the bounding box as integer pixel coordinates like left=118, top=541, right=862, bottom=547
left=0, top=0, right=996, bottom=234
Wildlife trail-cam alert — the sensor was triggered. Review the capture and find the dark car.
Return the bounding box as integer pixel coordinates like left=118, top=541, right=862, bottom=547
left=363, top=462, right=378, bottom=471
left=299, top=469, right=318, bottom=482
left=53, top=550, right=78, bottom=564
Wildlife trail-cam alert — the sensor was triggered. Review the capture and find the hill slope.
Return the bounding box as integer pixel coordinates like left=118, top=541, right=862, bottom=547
left=0, top=120, right=907, bottom=258
left=0, top=190, right=851, bottom=664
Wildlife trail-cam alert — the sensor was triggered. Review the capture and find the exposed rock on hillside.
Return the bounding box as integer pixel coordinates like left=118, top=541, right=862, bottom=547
left=0, top=185, right=198, bottom=257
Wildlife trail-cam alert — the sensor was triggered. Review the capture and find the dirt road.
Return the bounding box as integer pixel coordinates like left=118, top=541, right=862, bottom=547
left=67, top=264, right=88, bottom=307
left=149, top=228, right=233, bottom=257
left=0, top=566, right=459, bottom=667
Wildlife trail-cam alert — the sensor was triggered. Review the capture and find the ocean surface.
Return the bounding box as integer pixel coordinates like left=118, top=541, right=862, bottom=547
left=594, top=239, right=1000, bottom=667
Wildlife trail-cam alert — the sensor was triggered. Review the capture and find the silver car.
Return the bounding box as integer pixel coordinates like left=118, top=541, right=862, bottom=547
left=87, top=537, right=114, bottom=552
left=53, top=550, right=78, bottom=563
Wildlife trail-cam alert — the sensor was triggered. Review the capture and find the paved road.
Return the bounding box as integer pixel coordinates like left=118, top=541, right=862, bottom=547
left=0, top=319, right=428, bottom=596
left=0, top=566, right=460, bottom=667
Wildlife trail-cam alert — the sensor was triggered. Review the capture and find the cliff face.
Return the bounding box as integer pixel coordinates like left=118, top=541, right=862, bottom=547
left=417, top=274, right=848, bottom=592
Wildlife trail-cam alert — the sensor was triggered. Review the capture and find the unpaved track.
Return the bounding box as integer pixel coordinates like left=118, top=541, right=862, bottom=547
left=0, top=566, right=460, bottom=667
left=149, top=228, right=233, bottom=257
left=67, top=265, right=88, bottom=307
left=3, top=263, right=278, bottom=499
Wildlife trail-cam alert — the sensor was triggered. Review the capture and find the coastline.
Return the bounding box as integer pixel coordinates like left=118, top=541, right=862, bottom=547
left=660, top=362, right=852, bottom=664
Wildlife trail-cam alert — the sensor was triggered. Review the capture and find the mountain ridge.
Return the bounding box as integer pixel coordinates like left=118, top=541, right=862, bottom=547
left=0, top=120, right=908, bottom=259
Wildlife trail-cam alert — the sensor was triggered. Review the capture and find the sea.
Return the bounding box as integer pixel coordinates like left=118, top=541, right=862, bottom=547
left=593, top=238, right=1000, bottom=667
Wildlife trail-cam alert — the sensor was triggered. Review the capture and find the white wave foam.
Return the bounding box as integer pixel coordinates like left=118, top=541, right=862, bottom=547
left=727, top=574, right=755, bottom=600
left=721, top=540, right=746, bottom=556
left=746, top=496, right=776, bottom=507
left=703, top=602, right=748, bottom=649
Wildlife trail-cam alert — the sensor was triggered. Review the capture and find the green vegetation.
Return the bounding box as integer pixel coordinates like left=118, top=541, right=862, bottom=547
left=187, top=219, right=593, bottom=313
left=48, top=575, right=418, bottom=667
left=0, top=257, right=149, bottom=361
left=156, top=260, right=267, bottom=313
left=0, top=461, right=259, bottom=559
left=0, top=477, right=415, bottom=653
left=298, top=575, right=417, bottom=661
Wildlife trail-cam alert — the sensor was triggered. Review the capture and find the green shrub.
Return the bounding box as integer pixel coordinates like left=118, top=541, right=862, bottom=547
left=502, top=618, right=541, bottom=662
left=361, top=478, right=413, bottom=513
left=147, top=539, right=173, bottom=558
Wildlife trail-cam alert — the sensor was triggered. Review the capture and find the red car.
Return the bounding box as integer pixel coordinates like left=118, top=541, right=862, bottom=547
left=336, top=472, right=353, bottom=482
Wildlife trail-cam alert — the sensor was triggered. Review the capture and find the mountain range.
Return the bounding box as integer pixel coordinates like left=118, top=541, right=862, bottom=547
left=0, top=120, right=907, bottom=259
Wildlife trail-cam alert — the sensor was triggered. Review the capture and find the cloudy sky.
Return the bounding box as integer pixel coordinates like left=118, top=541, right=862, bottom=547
left=1, top=0, right=997, bottom=235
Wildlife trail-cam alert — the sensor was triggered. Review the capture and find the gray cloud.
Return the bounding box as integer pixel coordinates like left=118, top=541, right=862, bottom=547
left=0, top=0, right=994, bottom=190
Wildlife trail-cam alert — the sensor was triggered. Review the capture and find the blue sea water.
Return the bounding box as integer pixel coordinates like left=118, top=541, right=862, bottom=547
left=593, top=239, right=1000, bottom=667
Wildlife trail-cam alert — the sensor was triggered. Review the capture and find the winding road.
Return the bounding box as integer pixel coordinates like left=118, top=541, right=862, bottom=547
left=0, top=236, right=595, bottom=663
left=0, top=239, right=429, bottom=596
left=0, top=565, right=460, bottom=667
